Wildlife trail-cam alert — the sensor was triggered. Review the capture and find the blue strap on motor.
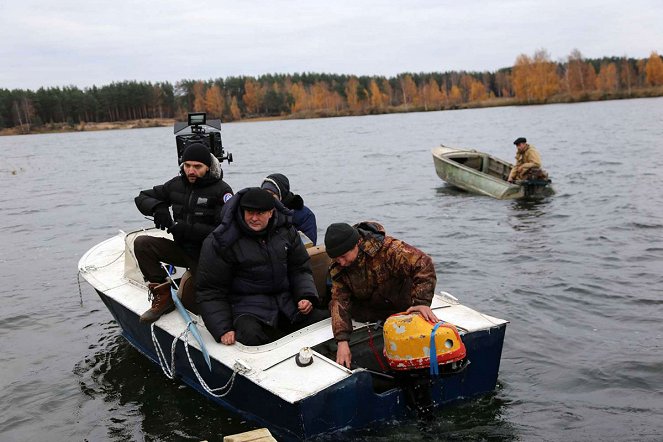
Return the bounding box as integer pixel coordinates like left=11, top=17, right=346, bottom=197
left=429, top=322, right=443, bottom=376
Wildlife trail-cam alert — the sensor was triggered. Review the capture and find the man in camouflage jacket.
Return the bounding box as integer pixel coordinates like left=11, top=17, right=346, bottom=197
left=324, top=221, right=438, bottom=368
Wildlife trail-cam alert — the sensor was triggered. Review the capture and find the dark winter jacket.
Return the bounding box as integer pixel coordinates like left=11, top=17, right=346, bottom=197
left=285, top=194, right=317, bottom=244
left=196, top=187, right=318, bottom=341
left=135, top=156, right=233, bottom=258
left=328, top=221, right=436, bottom=342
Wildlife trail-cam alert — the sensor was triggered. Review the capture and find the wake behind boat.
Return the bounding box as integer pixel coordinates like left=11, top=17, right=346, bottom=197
left=432, top=145, right=553, bottom=199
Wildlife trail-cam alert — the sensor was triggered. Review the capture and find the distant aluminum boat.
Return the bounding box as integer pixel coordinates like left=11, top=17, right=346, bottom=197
left=78, top=228, right=508, bottom=440
left=432, top=145, right=553, bottom=199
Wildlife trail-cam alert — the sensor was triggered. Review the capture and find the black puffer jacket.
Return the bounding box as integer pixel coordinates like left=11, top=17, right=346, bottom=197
left=135, top=156, right=233, bottom=257
left=196, top=187, right=318, bottom=341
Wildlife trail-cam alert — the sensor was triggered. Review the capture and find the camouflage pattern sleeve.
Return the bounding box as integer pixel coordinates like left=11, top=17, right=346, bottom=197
left=329, top=272, right=354, bottom=342
left=384, top=238, right=437, bottom=306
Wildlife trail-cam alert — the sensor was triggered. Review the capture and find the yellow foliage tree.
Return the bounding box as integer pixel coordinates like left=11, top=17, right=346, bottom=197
left=229, top=96, right=241, bottom=121
left=204, top=84, right=225, bottom=118
left=289, top=82, right=310, bottom=113
left=193, top=81, right=206, bottom=112
left=645, top=51, right=663, bottom=86
left=243, top=79, right=264, bottom=115
left=468, top=78, right=488, bottom=102
left=381, top=79, right=393, bottom=107
left=311, top=81, right=331, bottom=111
left=345, top=76, right=362, bottom=113
left=512, top=50, right=559, bottom=102
left=596, top=62, right=618, bottom=92
left=400, top=75, right=418, bottom=107
left=448, top=85, right=462, bottom=106
left=368, top=79, right=387, bottom=111
left=421, top=78, right=445, bottom=110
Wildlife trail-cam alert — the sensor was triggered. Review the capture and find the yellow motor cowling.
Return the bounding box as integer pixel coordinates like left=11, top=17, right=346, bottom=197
left=383, top=312, right=466, bottom=371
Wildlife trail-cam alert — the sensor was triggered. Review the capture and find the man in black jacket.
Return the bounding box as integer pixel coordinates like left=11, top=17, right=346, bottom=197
left=196, top=187, right=327, bottom=346
left=134, top=143, right=233, bottom=323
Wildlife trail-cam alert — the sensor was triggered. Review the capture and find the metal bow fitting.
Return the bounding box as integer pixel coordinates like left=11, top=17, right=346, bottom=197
left=161, top=264, right=212, bottom=371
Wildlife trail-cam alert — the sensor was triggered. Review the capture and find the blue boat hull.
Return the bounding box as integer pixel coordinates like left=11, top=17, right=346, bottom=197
left=96, top=288, right=506, bottom=440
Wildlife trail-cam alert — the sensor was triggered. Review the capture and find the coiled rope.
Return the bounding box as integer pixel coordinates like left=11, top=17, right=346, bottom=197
left=150, top=322, right=237, bottom=397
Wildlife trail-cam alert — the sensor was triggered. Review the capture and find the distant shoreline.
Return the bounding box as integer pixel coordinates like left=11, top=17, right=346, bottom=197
left=2, top=93, right=661, bottom=137
left=0, top=115, right=285, bottom=136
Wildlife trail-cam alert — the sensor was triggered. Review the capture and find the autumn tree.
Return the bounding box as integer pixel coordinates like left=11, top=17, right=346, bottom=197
left=380, top=79, right=393, bottom=106
left=565, top=49, right=596, bottom=96
left=596, top=62, right=618, bottom=92
left=368, top=79, right=388, bottom=111
left=448, top=85, right=463, bottom=106
left=229, top=96, right=241, bottom=120
left=289, top=82, right=310, bottom=113
left=345, top=76, right=363, bottom=113
left=242, top=79, right=264, bottom=115
left=645, top=51, right=663, bottom=86
left=204, top=84, right=225, bottom=118
left=512, top=50, right=559, bottom=102
left=399, top=75, right=418, bottom=108
left=421, top=78, right=445, bottom=110
left=192, top=81, right=206, bottom=112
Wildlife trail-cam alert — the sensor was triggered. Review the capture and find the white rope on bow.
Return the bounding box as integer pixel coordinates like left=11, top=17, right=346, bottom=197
left=150, top=321, right=238, bottom=397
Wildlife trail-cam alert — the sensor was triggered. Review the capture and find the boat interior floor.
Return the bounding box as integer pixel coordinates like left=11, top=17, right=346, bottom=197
left=450, top=155, right=511, bottom=181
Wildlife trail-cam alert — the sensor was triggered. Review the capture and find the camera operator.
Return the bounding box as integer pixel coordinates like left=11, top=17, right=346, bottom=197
left=134, top=142, right=233, bottom=323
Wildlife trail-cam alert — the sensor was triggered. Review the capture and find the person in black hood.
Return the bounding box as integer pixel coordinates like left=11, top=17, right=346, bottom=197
left=133, top=143, right=233, bottom=323
left=261, top=173, right=318, bottom=244
left=196, top=187, right=328, bottom=346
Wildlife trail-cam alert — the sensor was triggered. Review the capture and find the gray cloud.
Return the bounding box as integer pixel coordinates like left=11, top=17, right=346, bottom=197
left=1, top=0, right=661, bottom=90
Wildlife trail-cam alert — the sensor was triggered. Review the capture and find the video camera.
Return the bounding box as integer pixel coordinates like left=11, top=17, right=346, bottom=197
left=174, top=112, right=233, bottom=165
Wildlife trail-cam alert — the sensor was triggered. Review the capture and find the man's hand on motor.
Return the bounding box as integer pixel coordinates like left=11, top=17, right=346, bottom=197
left=406, top=305, right=440, bottom=323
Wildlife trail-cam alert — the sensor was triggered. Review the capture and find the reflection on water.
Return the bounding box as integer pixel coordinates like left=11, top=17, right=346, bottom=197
left=73, top=324, right=256, bottom=442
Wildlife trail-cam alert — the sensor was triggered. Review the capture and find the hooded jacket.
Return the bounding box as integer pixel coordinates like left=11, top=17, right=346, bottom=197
left=135, top=155, right=233, bottom=257
left=196, top=187, right=318, bottom=341
left=262, top=173, right=318, bottom=244
left=328, top=221, right=436, bottom=342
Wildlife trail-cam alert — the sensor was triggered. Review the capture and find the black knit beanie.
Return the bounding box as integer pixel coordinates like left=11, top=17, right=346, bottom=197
left=325, top=223, right=360, bottom=258
left=181, top=143, right=211, bottom=167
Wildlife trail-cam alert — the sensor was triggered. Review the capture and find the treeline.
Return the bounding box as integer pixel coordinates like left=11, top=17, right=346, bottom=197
left=2, top=49, right=663, bottom=133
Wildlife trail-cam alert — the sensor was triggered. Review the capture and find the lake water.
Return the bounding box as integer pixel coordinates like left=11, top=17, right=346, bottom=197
left=1, top=97, right=662, bottom=441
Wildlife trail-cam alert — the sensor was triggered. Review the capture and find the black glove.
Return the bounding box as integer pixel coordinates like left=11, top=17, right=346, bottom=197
left=153, top=205, right=173, bottom=230
left=167, top=222, right=189, bottom=240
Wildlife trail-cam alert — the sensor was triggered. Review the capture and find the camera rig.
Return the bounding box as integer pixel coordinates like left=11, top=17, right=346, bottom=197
left=174, top=112, right=233, bottom=165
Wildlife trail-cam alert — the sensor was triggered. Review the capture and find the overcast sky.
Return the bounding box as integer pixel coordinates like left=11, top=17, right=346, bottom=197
left=2, top=0, right=661, bottom=91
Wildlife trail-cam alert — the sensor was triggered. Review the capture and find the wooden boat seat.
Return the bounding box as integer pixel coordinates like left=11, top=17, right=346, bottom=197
left=307, top=245, right=332, bottom=307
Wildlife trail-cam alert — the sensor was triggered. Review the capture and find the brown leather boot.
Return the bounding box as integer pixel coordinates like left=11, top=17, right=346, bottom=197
left=140, top=281, right=175, bottom=323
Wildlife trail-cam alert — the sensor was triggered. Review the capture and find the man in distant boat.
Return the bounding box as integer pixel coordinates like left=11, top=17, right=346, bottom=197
left=324, top=221, right=438, bottom=368
left=134, top=143, right=233, bottom=323
left=261, top=172, right=318, bottom=244
left=196, top=187, right=328, bottom=346
left=507, top=137, right=548, bottom=182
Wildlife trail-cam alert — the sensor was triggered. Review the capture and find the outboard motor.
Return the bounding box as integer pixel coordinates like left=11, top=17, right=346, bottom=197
left=383, top=313, right=467, bottom=417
